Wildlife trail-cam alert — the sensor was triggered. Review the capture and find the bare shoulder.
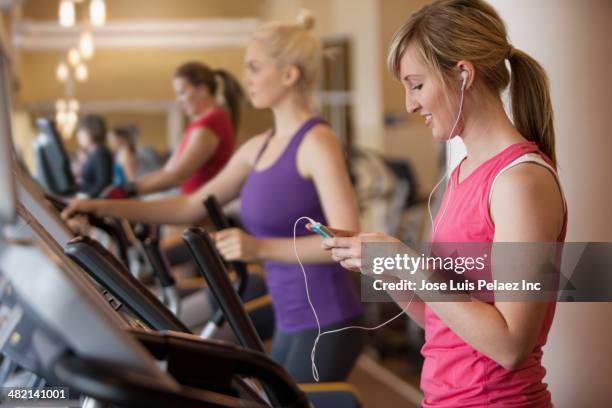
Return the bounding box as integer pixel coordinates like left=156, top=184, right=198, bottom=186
left=235, top=130, right=272, bottom=166
left=187, top=126, right=220, bottom=147
left=188, top=126, right=217, bottom=140
left=298, top=124, right=344, bottom=167
left=297, top=124, right=346, bottom=178
left=491, top=162, right=564, bottom=240
left=301, top=124, right=342, bottom=153
left=494, top=162, right=561, bottom=198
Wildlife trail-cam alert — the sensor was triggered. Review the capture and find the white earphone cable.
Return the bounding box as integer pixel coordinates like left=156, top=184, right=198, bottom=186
left=293, top=217, right=416, bottom=382
left=428, top=77, right=466, bottom=240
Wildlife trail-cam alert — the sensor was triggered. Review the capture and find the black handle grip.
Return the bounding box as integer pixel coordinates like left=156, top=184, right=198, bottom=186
left=132, top=224, right=175, bottom=288
left=143, top=239, right=176, bottom=288
left=203, top=196, right=249, bottom=297
left=182, top=227, right=264, bottom=353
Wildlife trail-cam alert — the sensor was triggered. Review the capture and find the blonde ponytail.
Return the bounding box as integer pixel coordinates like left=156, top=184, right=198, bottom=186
left=508, top=49, right=556, bottom=165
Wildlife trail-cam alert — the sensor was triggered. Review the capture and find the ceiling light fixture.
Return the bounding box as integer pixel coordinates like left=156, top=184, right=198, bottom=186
left=59, top=0, right=75, bottom=28
left=90, top=0, right=106, bottom=27
left=75, top=63, right=88, bottom=82
left=79, top=31, right=94, bottom=59
left=67, top=48, right=81, bottom=66
left=56, top=62, right=69, bottom=82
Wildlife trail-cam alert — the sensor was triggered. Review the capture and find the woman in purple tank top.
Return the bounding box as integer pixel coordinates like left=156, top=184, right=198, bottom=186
left=64, top=11, right=364, bottom=383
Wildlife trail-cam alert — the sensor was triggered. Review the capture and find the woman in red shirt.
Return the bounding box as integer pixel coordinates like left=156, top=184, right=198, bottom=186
left=131, top=61, right=244, bottom=195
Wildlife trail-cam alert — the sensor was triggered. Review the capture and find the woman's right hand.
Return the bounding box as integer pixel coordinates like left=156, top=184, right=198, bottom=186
left=321, top=230, right=404, bottom=274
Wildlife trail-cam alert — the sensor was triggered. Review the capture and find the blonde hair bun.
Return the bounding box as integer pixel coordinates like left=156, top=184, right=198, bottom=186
left=297, top=9, right=316, bottom=31
left=251, top=10, right=322, bottom=109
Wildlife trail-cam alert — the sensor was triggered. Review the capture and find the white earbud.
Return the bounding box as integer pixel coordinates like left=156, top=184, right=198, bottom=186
left=460, top=69, right=468, bottom=91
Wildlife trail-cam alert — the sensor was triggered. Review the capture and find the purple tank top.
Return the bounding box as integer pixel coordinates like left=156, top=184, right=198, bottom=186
left=240, top=117, right=363, bottom=332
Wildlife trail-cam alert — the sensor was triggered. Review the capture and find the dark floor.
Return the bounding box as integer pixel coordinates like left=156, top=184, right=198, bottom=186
left=348, top=353, right=422, bottom=408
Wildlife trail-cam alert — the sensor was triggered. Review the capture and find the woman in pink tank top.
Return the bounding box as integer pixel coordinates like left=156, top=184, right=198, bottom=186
left=323, top=1, right=566, bottom=406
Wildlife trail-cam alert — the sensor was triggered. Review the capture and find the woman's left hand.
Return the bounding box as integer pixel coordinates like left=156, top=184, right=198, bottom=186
left=61, top=199, right=100, bottom=220
left=322, top=231, right=403, bottom=273
left=65, top=214, right=92, bottom=235
left=214, top=228, right=261, bottom=262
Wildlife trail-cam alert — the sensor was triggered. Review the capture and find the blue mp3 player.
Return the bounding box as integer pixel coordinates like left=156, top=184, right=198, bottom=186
left=310, top=222, right=336, bottom=239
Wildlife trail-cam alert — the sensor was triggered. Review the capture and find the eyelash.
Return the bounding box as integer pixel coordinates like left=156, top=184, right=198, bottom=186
left=411, top=84, right=423, bottom=91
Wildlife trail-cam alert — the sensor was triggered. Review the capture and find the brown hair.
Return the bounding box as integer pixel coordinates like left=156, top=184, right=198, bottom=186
left=175, top=61, right=245, bottom=129
left=77, top=114, right=107, bottom=146
left=111, top=125, right=136, bottom=153
left=388, top=0, right=556, bottom=165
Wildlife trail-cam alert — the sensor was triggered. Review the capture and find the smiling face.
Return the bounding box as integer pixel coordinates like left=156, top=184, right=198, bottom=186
left=243, top=40, right=294, bottom=109
left=399, top=43, right=462, bottom=140
left=172, top=76, right=211, bottom=118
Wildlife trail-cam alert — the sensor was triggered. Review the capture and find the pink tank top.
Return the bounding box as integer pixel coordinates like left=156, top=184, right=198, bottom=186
left=421, top=141, right=567, bottom=407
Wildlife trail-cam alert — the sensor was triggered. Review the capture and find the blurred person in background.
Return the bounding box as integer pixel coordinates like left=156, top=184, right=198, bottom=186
left=76, top=114, right=113, bottom=198
left=108, top=125, right=138, bottom=186
left=125, top=62, right=244, bottom=196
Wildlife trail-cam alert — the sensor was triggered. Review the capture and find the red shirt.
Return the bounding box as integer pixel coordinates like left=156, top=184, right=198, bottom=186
left=175, top=108, right=235, bottom=194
